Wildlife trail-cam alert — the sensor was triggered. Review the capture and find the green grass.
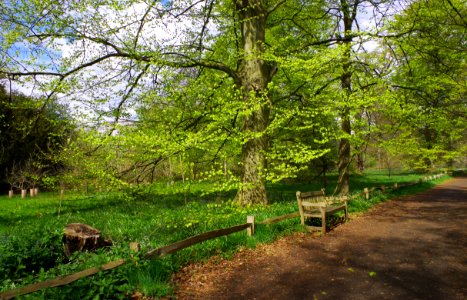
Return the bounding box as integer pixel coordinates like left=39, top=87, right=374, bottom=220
left=0, top=171, right=449, bottom=299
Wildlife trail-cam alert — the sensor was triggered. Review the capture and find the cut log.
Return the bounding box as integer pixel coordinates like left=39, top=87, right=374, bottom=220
left=63, top=223, right=112, bottom=257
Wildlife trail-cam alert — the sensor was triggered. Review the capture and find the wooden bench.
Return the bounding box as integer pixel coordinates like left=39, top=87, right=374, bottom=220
left=296, top=189, right=348, bottom=234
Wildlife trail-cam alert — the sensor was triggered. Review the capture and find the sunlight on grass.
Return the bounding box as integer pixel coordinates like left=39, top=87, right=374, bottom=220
left=0, top=171, right=449, bottom=298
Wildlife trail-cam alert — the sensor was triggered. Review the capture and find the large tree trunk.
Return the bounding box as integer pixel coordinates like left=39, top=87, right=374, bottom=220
left=335, top=62, right=352, bottom=195
left=334, top=0, right=355, bottom=195
left=237, top=110, right=270, bottom=206
left=234, top=0, right=274, bottom=206
left=335, top=46, right=352, bottom=195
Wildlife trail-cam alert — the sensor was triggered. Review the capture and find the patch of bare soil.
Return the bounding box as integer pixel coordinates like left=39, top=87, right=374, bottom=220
left=171, top=178, right=467, bottom=300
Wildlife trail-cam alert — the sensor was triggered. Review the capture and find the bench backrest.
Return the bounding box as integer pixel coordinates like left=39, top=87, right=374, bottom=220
left=296, top=190, right=348, bottom=209
left=296, top=189, right=326, bottom=203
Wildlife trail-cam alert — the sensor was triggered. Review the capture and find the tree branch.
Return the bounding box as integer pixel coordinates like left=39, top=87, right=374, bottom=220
left=267, top=0, right=287, bottom=16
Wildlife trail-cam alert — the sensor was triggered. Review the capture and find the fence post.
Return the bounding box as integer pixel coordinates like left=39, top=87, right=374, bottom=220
left=8, top=190, right=13, bottom=198
left=130, top=242, right=140, bottom=253
left=247, top=216, right=255, bottom=237
left=364, top=188, right=369, bottom=200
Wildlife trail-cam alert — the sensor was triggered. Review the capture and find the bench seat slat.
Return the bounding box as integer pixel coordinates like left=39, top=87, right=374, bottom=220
left=302, top=205, right=346, bottom=217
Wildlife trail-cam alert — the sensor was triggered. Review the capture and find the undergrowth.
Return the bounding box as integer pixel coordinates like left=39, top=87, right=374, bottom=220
left=0, top=171, right=449, bottom=299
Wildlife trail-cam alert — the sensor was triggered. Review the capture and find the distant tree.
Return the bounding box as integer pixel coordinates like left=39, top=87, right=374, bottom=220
left=0, top=83, right=75, bottom=191
left=381, top=0, right=467, bottom=170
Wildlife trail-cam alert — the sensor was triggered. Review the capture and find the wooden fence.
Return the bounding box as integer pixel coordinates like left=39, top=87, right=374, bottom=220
left=0, top=173, right=446, bottom=300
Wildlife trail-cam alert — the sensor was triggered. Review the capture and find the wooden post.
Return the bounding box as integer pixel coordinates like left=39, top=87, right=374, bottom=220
left=30, top=189, right=34, bottom=198
left=34, top=188, right=38, bottom=196
left=60, top=189, right=64, bottom=199
left=8, top=190, right=13, bottom=198
left=129, top=242, right=141, bottom=266
left=130, top=242, right=140, bottom=253
left=320, top=207, right=326, bottom=234
left=21, top=189, right=26, bottom=199
left=247, top=216, right=255, bottom=236
left=363, top=188, right=369, bottom=200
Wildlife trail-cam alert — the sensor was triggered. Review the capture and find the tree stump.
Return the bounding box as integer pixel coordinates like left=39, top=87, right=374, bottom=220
left=63, top=223, right=112, bottom=257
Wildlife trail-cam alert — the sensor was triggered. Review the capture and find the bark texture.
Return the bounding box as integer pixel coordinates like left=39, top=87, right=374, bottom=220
left=234, top=0, right=275, bottom=205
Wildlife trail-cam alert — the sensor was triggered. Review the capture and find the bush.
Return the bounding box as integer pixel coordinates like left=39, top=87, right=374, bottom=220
left=0, top=222, right=64, bottom=282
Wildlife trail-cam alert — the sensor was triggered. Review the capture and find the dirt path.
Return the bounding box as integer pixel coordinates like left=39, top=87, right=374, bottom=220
left=172, top=177, right=467, bottom=300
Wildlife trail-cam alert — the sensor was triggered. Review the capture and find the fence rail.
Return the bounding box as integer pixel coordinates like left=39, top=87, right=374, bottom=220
left=144, top=223, right=252, bottom=259
left=0, top=173, right=446, bottom=300
left=0, top=260, right=126, bottom=300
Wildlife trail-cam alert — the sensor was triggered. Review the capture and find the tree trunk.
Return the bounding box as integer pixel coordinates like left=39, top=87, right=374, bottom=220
left=237, top=110, right=270, bottom=205
left=334, top=0, right=355, bottom=195
left=335, top=115, right=351, bottom=195
left=356, top=153, right=364, bottom=172
left=355, top=110, right=365, bottom=172
left=335, top=51, right=352, bottom=195
left=234, top=0, right=275, bottom=206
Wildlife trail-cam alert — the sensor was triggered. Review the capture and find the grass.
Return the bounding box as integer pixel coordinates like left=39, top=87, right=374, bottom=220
left=0, top=170, right=449, bottom=299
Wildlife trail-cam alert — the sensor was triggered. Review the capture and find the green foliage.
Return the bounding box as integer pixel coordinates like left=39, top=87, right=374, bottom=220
left=0, top=222, right=64, bottom=282
left=0, top=84, right=76, bottom=192
left=380, top=0, right=467, bottom=170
